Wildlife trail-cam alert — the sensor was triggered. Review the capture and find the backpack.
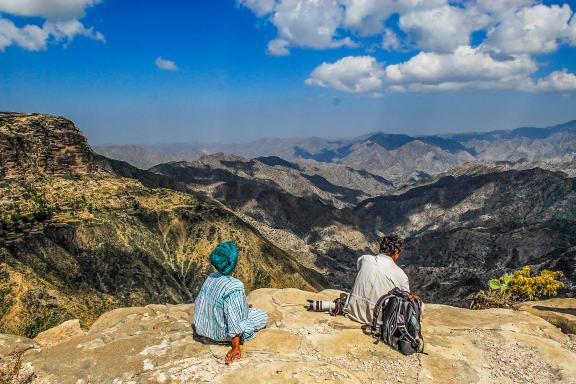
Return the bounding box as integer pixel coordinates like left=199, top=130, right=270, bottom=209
left=370, top=287, right=425, bottom=355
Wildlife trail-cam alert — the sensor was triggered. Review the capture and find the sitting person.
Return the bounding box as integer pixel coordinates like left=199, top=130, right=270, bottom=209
left=343, top=234, right=410, bottom=324
left=192, top=241, right=268, bottom=364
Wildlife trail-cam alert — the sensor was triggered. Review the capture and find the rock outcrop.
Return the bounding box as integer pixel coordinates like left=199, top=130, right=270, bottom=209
left=516, top=298, right=576, bottom=335
left=0, top=113, right=97, bottom=180
left=2, top=289, right=574, bottom=383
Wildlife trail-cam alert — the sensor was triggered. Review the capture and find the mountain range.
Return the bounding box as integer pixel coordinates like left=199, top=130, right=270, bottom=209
left=95, top=119, right=576, bottom=183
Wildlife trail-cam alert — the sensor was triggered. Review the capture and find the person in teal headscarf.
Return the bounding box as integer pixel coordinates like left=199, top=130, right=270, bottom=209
left=192, top=241, right=268, bottom=364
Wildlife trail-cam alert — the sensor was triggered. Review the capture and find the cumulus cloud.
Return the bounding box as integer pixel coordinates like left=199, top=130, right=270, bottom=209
left=236, top=1, right=576, bottom=94
left=0, top=17, right=47, bottom=51
left=267, top=38, right=290, bottom=56
left=155, top=57, right=179, bottom=71
left=341, top=0, right=446, bottom=35
left=271, top=0, right=355, bottom=52
left=529, top=70, right=576, bottom=92
left=399, top=5, right=492, bottom=52
left=485, top=3, right=575, bottom=55
left=381, top=28, right=400, bottom=51
left=0, top=0, right=101, bottom=20
left=305, top=47, right=576, bottom=94
left=384, top=46, right=536, bottom=85
left=305, top=56, right=384, bottom=93
left=237, top=0, right=276, bottom=17
left=44, top=19, right=105, bottom=43
left=240, top=0, right=357, bottom=55
left=0, top=0, right=104, bottom=52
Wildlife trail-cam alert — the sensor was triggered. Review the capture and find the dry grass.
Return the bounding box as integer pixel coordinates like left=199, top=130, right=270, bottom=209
left=0, top=348, right=34, bottom=384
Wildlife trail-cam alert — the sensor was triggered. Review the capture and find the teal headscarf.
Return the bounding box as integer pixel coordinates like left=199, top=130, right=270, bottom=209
left=210, top=241, right=239, bottom=275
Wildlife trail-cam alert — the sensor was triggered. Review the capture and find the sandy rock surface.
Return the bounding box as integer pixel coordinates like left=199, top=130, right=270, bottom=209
left=0, top=289, right=574, bottom=383
left=33, top=319, right=87, bottom=349
left=516, top=298, right=576, bottom=334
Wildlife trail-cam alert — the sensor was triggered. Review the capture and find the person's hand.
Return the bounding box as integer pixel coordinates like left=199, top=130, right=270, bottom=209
left=225, top=347, right=241, bottom=365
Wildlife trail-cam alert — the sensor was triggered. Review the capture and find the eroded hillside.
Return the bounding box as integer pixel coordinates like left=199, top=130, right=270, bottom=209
left=0, top=113, right=324, bottom=337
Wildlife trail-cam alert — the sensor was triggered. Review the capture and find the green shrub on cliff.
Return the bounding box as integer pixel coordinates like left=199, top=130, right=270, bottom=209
left=470, top=266, right=564, bottom=310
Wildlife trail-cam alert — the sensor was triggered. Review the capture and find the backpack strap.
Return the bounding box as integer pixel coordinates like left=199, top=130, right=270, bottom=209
left=370, top=290, right=399, bottom=333
left=370, top=287, right=408, bottom=335
left=409, top=296, right=425, bottom=353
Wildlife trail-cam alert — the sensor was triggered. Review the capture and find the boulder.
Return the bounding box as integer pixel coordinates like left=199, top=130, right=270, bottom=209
left=34, top=319, right=86, bottom=348
left=0, top=288, right=572, bottom=383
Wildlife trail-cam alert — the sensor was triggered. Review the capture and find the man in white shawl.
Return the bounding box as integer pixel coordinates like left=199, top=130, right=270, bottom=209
left=344, top=235, right=410, bottom=324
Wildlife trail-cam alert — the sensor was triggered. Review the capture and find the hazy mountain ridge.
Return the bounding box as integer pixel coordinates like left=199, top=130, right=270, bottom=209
left=449, top=120, right=576, bottom=162
left=95, top=119, right=576, bottom=183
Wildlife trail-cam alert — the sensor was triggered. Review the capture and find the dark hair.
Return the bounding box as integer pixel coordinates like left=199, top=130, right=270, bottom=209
left=379, top=235, right=403, bottom=255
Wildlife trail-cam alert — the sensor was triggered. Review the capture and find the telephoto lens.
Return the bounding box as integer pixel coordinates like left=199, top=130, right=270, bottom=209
left=306, top=300, right=336, bottom=312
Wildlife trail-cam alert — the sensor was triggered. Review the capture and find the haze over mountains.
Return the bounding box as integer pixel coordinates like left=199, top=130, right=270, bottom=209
left=96, top=119, right=576, bottom=183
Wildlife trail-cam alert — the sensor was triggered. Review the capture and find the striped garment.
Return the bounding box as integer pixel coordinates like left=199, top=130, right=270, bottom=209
left=193, top=272, right=268, bottom=342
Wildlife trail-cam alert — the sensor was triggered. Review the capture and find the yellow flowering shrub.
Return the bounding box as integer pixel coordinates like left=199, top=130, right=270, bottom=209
left=470, top=266, right=564, bottom=310
left=508, top=266, right=564, bottom=301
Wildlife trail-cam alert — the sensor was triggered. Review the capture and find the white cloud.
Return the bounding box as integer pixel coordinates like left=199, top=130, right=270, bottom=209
left=384, top=46, right=536, bottom=84
left=267, top=38, right=290, bottom=56
left=398, top=5, right=492, bottom=52
left=0, top=0, right=104, bottom=52
left=341, top=0, right=446, bottom=35
left=305, top=56, right=384, bottom=93
left=155, top=57, right=179, bottom=71
left=485, top=4, right=574, bottom=55
left=475, top=0, right=535, bottom=15
left=271, top=0, right=354, bottom=53
left=0, top=16, right=104, bottom=52
left=304, top=46, right=570, bottom=94
left=0, top=0, right=100, bottom=20
left=238, top=0, right=276, bottom=16
left=44, top=19, right=105, bottom=43
left=381, top=28, right=400, bottom=51
left=0, top=17, right=47, bottom=51
left=529, top=70, right=576, bottom=92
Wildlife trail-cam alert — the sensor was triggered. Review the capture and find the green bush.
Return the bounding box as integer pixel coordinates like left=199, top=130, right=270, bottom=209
left=470, top=266, right=564, bottom=310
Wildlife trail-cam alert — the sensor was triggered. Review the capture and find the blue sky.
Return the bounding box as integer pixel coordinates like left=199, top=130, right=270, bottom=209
left=1, top=0, right=576, bottom=144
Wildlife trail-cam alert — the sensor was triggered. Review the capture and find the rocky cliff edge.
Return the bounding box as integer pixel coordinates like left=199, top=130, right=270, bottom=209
left=1, top=289, right=575, bottom=384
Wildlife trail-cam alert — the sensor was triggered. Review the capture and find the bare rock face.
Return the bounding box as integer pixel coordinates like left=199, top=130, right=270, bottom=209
left=33, top=319, right=86, bottom=349
left=0, top=289, right=573, bottom=383
left=0, top=113, right=97, bottom=180
left=517, top=298, right=576, bottom=335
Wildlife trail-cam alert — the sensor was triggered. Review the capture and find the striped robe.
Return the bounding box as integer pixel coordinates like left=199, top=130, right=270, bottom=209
left=193, top=272, right=268, bottom=342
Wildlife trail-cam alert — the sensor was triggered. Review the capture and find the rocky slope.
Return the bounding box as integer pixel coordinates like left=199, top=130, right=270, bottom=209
left=0, top=113, right=324, bottom=338
left=1, top=289, right=575, bottom=383
left=150, top=153, right=392, bottom=208
left=355, top=166, right=576, bottom=304
left=145, top=153, right=576, bottom=303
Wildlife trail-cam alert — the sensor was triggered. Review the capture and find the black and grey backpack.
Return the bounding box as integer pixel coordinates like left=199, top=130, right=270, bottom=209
left=370, top=287, right=425, bottom=355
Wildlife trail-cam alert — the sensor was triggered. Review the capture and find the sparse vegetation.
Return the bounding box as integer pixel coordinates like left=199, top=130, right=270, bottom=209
left=470, top=266, right=564, bottom=310
left=0, top=348, right=34, bottom=384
